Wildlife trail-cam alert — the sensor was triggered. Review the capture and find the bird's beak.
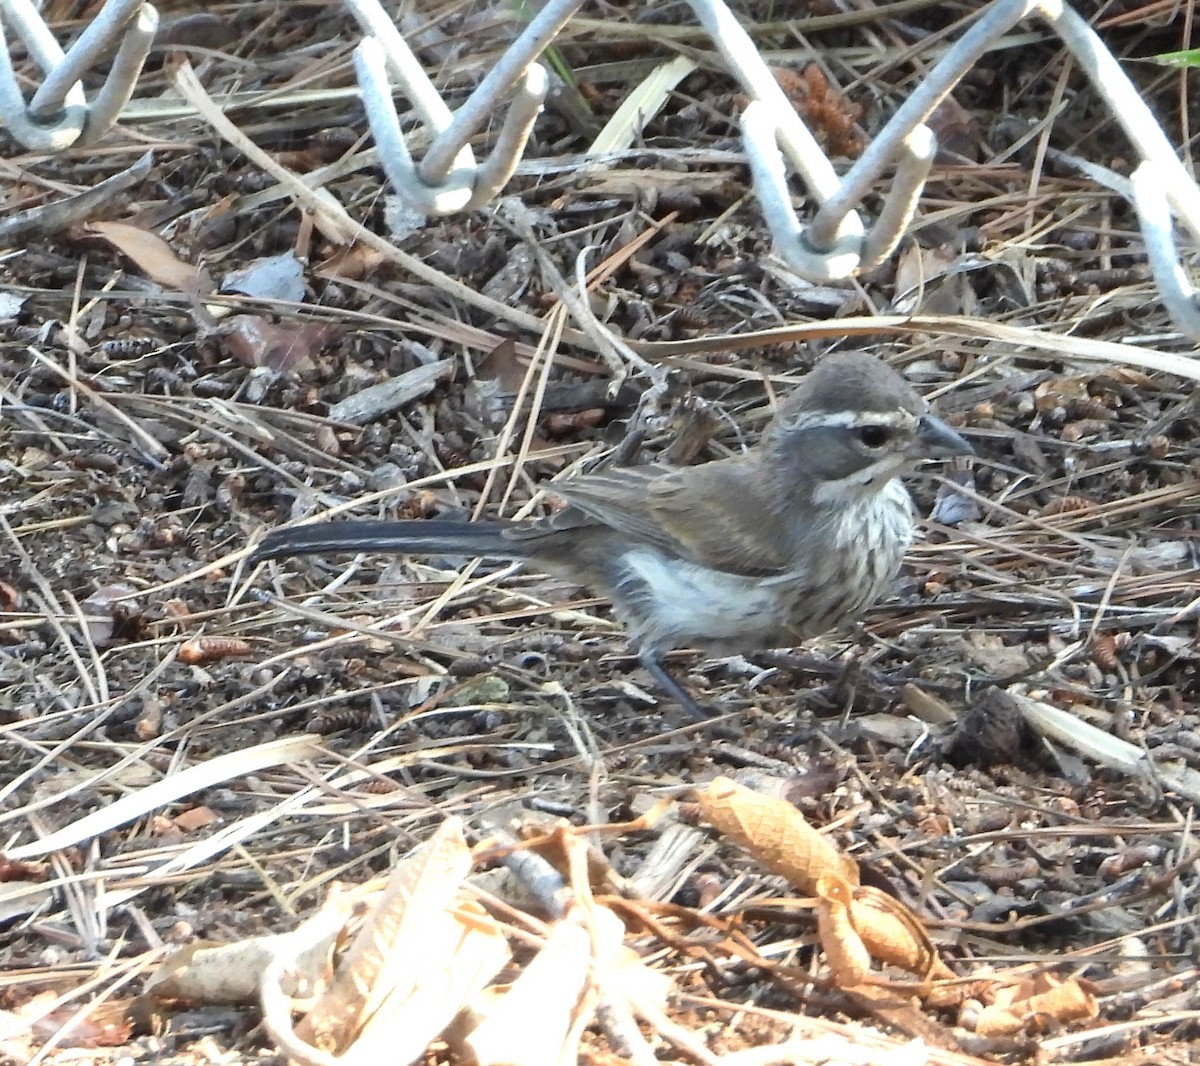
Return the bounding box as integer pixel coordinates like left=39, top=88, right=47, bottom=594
left=912, top=414, right=973, bottom=458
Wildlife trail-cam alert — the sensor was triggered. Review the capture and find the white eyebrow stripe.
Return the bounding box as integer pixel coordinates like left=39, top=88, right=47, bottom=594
left=783, top=409, right=920, bottom=432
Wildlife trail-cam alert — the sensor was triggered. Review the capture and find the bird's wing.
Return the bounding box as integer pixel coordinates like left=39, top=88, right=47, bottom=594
left=547, top=463, right=796, bottom=577
left=547, top=468, right=677, bottom=542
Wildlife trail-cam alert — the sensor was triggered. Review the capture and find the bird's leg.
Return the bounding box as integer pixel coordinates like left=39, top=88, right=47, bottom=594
left=638, top=650, right=711, bottom=720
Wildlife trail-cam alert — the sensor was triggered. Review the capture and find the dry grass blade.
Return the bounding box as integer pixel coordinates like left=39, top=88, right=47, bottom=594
left=637, top=314, right=1200, bottom=382
left=6, top=736, right=320, bottom=861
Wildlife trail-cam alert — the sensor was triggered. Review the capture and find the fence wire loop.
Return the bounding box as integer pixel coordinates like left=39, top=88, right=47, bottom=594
left=692, top=0, right=1200, bottom=337
left=1132, top=164, right=1200, bottom=340
left=0, top=0, right=157, bottom=150
left=345, top=0, right=580, bottom=217
left=3, top=0, right=1200, bottom=338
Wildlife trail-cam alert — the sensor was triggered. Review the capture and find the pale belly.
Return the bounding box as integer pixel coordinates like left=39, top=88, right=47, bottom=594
left=610, top=484, right=914, bottom=654
left=613, top=549, right=794, bottom=652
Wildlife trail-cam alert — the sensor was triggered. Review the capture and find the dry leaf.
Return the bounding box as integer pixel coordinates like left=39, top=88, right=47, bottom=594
left=348, top=896, right=511, bottom=1065
left=293, top=818, right=509, bottom=1062
left=473, top=338, right=526, bottom=392
left=1034, top=374, right=1091, bottom=411
left=927, top=94, right=980, bottom=161
left=455, top=915, right=593, bottom=1066
left=147, top=883, right=363, bottom=1006
left=696, top=776, right=859, bottom=892
left=24, top=996, right=133, bottom=1049
left=149, top=939, right=311, bottom=1006
left=848, top=886, right=951, bottom=981
left=88, top=221, right=213, bottom=294
left=317, top=242, right=388, bottom=281
left=815, top=875, right=871, bottom=987
left=220, top=314, right=337, bottom=372
left=172, top=806, right=221, bottom=833
left=295, top=817, right=472, bottom=1051
left=0, top=579, right=19, bottom=610
left=135, top=698, right=163, bottom=740
left=901, top=683, right=958, bottom=725
left=975, top=973, right=1098, bottom=1035
left=891, top=243, right=972, bottom=316
left=0, top=856, right=45, bottom=883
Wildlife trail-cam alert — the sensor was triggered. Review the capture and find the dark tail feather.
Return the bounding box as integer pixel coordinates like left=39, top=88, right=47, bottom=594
left=250, top=520, right=528, bottom=563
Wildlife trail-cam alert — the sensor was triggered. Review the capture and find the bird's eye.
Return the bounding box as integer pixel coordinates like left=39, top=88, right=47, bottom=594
left=856, top=425, right=892, bottom=448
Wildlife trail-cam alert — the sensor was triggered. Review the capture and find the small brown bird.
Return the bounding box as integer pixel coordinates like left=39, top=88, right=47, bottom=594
left=252, top=352, right=972, bottom=718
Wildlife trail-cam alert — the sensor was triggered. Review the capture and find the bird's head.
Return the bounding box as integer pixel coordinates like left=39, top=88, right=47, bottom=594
left=764, top=352, right=973, bottom=504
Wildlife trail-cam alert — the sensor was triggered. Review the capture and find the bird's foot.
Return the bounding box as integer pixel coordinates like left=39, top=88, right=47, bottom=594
left=638, top=652, right=712, bottom=721
left=701, top=654, right=780, bottom=691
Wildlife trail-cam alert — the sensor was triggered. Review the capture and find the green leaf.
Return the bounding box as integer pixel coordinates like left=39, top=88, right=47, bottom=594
left=1149, top=47, right=1200, bottom=68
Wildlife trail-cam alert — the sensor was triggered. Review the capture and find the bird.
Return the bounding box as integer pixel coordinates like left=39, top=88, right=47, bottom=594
left=251, top=352, right=973, bottom=719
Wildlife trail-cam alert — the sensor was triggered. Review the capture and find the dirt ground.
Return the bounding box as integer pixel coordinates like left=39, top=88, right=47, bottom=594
left=2, top=1, right=1200, bottom=1062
